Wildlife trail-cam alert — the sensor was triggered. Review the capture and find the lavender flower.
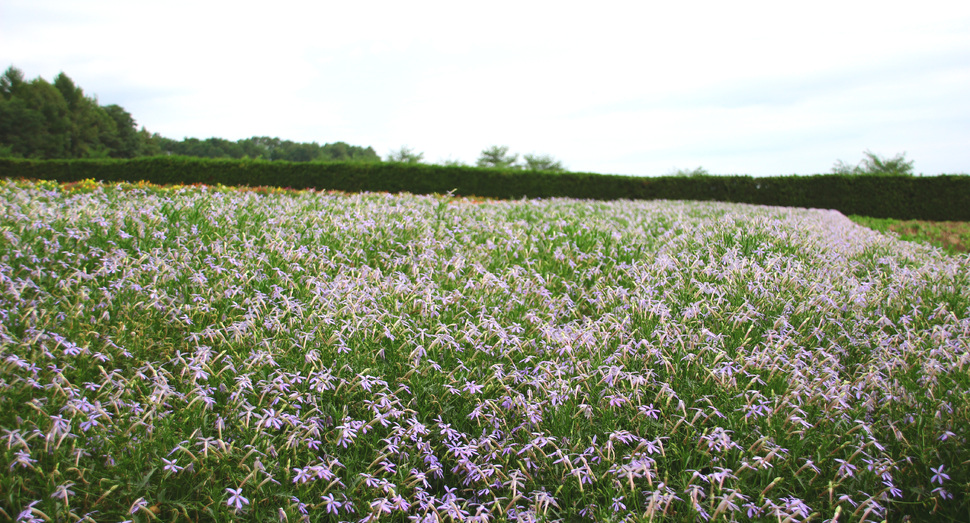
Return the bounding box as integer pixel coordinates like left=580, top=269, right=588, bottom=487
left=931, top=464, right=950, bottom=485
left=226, top=487, right=249, bottom=514
left=50, top=482, right=75, bottom=504
left=129, top=498, right=148, bottom=515
left=15, top=501, right=43, bottom=523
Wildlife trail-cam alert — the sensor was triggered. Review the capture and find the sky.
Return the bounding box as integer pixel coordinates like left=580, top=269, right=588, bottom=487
left=2, top=0, right=969, bottom=176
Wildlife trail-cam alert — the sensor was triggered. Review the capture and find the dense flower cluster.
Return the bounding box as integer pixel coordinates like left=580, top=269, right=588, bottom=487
left=1, top=180, right=967, bottom=521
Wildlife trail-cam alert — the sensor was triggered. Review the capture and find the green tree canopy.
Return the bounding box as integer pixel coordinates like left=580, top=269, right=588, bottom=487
left=477, top=145, right=520, bottom=169
left=0, top=71, right=71, bottom=158
left=832, top=150, right=915, bottom=176
left=157, top=136, right=381, bottom=163
left=0, top=66, right=26, bottom=98
left=0, top=66, right=382, bottom=162
left=55, top=72, right=119, bottom=158
left=386, top=146, right=424, bottom=164
left=102, top=104, right=144, bottom=158
left=0, top=66, right=162, bottom=159
left=476, top=146, right=566, bottom=172
left=523, top=153, right=566, bottom=172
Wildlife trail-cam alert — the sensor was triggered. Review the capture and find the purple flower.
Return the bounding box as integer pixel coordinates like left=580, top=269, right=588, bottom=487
left=638, top=404, right=661, bottom=419
left=320, top=493, right=339, bottom=514
left=834, top=459, right=857, bottom=479
left=10, top=449, right=36, bottom=470
left=292, top=466, right=312, bottom=484
left=15, top=500, right=43, bottom=523
left=886, top=483, right=902, bottom=498
left=162, top=458, right=183, bottom=474
left=606, top=394, right=628, bottom=408
left=611, top=496, right=626, bottom=512
left=930, top=464, right=950, bottom=485
left=291, top=496, right=308, bottom=515
left=129, top=497, right=148, bottom=514
left=463, top=380, right=484, bottom=395
left=226, top=487, right=249, bottom=514
left=50, top=482, right=75, bottom=504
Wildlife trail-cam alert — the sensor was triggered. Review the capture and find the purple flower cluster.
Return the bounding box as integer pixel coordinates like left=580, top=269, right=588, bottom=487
left=1, top=180, right=967, bottom=521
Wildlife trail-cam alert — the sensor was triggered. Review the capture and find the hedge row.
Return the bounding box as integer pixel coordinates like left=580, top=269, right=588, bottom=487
left=1, top=157, right=967, bottom=221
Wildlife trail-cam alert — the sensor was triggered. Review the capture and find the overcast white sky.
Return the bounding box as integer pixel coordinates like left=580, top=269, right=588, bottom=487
left=3, top=0, right=968, bottom=175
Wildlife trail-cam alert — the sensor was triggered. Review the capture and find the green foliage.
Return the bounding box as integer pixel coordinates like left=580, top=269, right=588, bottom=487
left=101, top=104, right=143, bottom=158
left=0, top=66, right=159, bottom=160
left=848, top=215, right=970, bottom=254
left=0, top=66, right=26, bottom=97
left=832, top=150, right=915, bottom=176
left=0, top=143, right=17, bottom=158
left=476, top=145, right=520, bottom=169
left=157, top=136, right=381, bottom=163
left=12, top=68, right=71, bottom=157
left=523, top=153, right=566, bottom=172
left=385, top=145, right=424, bottom=164
left=477, top=146, right=566, bottom=172
left=667, top=166, right=710, bottom=177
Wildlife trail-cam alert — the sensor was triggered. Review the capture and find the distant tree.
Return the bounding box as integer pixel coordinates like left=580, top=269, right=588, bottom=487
left=832, top=150, right=914, bottom=176
left=160, top=137, right=381, bottom=163
left=138, top=128, right=164, bottom=156
left=102, top=104, right=144, bottom=158
left=667, top=166, right=710, bottom=177
left=0, top=95, right=42, bottom=158
left=386, top=145, right=424, bottom=164
left=166, top=137, right=260, bottom=159
left=477, top=145, right=520, bottom=169
left=52, top=72, right=124, bottom=158
left=242, top=136, right=281, bottom=158
left=830, top=160, right=856, bottom=175
left=281, top=141, right=319, bottom=162
left=13, top=76, right=72, bottom=158
left=1, top=67, right=146, bottom=159
left=356, top=146, right=381, bottom=162
left=320, top=141, right=381, bottom=162
left=52, top=72, right=82, bottom=107
left=438, top=157, right=469, bottom=167
left=0, top=67, right=32, bottom=156
left=858, top=150, right=914, bottom=176
left=523, top=153, right=566, bottom=172
left=0, top=66, right=26, bottom=99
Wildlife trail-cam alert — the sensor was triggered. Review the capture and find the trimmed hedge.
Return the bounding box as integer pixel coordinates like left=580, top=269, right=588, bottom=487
left=0, top=157, right=967, bottom=221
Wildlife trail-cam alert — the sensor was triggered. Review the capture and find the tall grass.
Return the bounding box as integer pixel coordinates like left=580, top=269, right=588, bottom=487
left=1, top=179, right=968, bottom=522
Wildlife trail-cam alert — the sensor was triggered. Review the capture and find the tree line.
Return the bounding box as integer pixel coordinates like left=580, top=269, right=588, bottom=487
left=1, top=66, right=919, bottom=177
left=664, top=151, right=915, bottom=178
left=1, top=66, right=158, bottom=159
left=1, top=66, right=573, bottom=171
left=387, top=144, right=567, bottom=172
left=155, top=136, right=379, bottom=163
left=0, top=66, right=380, bottom=162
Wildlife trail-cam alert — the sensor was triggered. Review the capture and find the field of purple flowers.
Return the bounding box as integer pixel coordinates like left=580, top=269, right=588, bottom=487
left=1, top=179, right=968, bottom=522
